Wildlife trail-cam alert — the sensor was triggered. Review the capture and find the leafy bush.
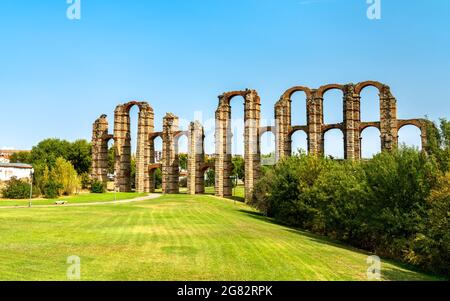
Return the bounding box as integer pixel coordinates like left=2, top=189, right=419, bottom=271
left=409, top=173, right=450, bottom=275
left=153, top=168, right=162, bottom=189
left=43, top=179, right=62, bottom=199
left=91, top=179, right=106, bottom=193
left=205, top=168, right=215, bottom=187
left=250, top=147, right=449, bottom=276
left=179, top=177, right=187, bottom=188
left=80, top=172, right=91, bottom=189
left=1, top=177, right=31, bottom=199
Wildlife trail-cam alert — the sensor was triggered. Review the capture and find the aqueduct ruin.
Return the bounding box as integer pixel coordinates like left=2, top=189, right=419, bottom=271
left=91, top=81, right=431, bottom=201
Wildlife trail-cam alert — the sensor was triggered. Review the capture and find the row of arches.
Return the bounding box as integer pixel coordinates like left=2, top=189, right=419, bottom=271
left=260, top=125, right=423, bottom=159
left=92, top=82, right=430, bottom=202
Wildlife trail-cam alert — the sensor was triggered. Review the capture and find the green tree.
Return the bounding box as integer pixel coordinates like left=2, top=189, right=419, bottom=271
left=427, top=118, right=450, bottom=173
left=9, top=151, right=32, bottom=164
left=67, top=139, right=92, bottom=174
left=179, top=153, right=188, bottom=170
left=205, top=168, right=215, bottom=187
left=51, top=157, right=80, bottom=196
left=1, top=177, right=31, bottom=199
left=130, top=157, right=136, bottom=189
left=232, top=156, right=245, bottom=181
left=107, top=146, right=116, bottom=174
left=30, top=138, right=71, bottom=167
left=409, top=172, right=450, bottom=275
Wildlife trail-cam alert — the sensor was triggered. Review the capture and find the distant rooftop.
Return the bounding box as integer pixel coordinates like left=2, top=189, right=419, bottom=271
left=0, top=163, right=33, bottom=169
left=0, top=149, right=30, bottom=155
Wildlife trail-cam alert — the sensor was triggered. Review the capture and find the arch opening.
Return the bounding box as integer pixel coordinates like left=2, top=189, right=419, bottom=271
left=323, top=89, right=344, bottom=125
left=260, top=131, right=276, bottom=165
left=359, top=86, right=380, bottom=122
left=398, top=125, right=422, bottom=150
left=229, top=95, right=246, bottom=156
left=290, top=91, right=308, bottom=127
left=150, top=135, right=163, bottom=192
left=324, top=129, right=344, bottom=159
left=291, top=130, right=308, bottom=155
left=176, top=133, right=189, bottom=192
left=106, top=138, right=115, bottom=191
left=361, top=126, right=381, bottom=159
left=129, top=105, right=140, bottom=191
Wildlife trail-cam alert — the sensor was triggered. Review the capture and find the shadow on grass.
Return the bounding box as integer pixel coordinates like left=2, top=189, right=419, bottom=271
left=226, top=196, right=245, bottom=203
left=238, top=209, right=443, bottom=281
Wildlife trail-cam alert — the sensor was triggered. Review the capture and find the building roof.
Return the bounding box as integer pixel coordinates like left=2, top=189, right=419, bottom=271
left=0, top=163, right=33, bottom=169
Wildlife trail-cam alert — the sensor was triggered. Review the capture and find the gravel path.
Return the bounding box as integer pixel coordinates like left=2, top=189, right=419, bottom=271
left=0, top=194, right=162, bottom=209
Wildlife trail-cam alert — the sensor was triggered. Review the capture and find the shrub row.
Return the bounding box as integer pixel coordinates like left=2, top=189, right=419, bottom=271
left=250, top=148, right=449, bottom=276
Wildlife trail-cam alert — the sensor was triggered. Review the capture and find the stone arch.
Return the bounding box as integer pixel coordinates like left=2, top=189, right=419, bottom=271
left=114, top=101, right=154, bottom=193
left=289, top=127, right=308, bottom=155
left=259, top=126, right=276, bottom=164
left=316, top=84, right=346, bottom=98
left=215, top=89, right=260, bottom=201
left=276, top=86, right=312, bottom=161
left=397, top=119, right=429, bottom=150
left=148, top=163, right=162, bottom=192
left=281, top=86, right=313, bottom=100
left=174, top=131, right=189, bottom=154
left=147, top=132, right=163, bottom=192
left=354, top=81, right=384, bottom=95
left=91, top=114, right=113, bottom=184
left=354, top=82, right=398, bottom=154
left=259, top=126, right=276, bottom=152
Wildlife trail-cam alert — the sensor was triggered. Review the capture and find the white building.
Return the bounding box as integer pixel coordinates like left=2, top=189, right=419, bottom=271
left=0, top=163, right=33, bottom=182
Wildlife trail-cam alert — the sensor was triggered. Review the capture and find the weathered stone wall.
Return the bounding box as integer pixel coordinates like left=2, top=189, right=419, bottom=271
left=135, top=103, right=154, bottom=193
left=275, top=81, right=423, bottom=161
left=91, top=81, right=429, bottom=198
left=187, top=121, right=205, bottom=195
left=243, top=90, right=261, bottom=201
left=113, top=104, right=131, bottom=192
left=162, top=113, right=180, bottom=194
left=91, top=114, right=111, bottom=183
left=112, top=101, right=155, bottom=193
left=215, top=95, right=232, bottom=198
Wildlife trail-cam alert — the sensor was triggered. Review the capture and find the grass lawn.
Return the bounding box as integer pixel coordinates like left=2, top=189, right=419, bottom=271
left=0, top=194, right=441, bottom=281
left=0, top=192, right=147, bottom=207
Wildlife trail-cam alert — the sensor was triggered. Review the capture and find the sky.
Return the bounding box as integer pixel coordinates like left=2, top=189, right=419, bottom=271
left=0, top=0, right=449, bottom=158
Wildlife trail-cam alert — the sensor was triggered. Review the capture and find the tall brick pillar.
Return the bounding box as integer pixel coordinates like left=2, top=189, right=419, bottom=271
left=187, top=121, right=205, bottom=195
left=343, top=84, right=360, bottom=160
left=91, top=114, right=110, bottom=184
left=135, top=103, right=154, bottom=193
left=215, top=96, right=232, bottom=198
left=379, top=86, right=398, bottom=151
left=275, top=98, right=291, bottom=161
left=308, top=90, right=323, bottom=156
left=162, top=113, right=180, bottom=194
left=244, top=90, right=261, bottom=201
left=148, top=134, right=159, bottom=193
left=114, top=104, right=132, bottom=192
left=215, top=90, right=261, bottom=201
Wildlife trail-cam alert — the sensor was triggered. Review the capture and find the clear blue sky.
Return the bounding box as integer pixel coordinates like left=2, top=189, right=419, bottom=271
left=0, top=0, right=449, bottom=157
